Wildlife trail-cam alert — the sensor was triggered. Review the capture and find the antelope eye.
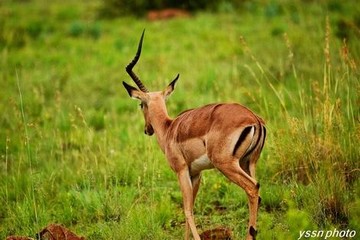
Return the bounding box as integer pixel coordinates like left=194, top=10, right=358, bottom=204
left=139, top=102, right=144, bottom=109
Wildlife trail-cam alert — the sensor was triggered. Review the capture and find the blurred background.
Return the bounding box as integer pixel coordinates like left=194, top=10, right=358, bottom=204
left=1, top=0, right=359, bottom=239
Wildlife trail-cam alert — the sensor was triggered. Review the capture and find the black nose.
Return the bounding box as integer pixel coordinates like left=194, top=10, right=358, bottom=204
left=144, top=125, right=154, bottom=136
left=144, top=129, right=153, bottom=135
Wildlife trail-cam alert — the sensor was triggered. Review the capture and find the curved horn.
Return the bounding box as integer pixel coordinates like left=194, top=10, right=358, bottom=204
left=125, top=29, right=148, bottom=92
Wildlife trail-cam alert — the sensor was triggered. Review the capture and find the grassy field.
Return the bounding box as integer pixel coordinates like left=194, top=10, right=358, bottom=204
left=1, top=0, right=359, bottom=239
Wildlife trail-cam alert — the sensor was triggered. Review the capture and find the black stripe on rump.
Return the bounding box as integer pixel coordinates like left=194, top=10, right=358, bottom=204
left=243, top=124, right=262, bottom=159
left=232, top=126, right=253, bottom=156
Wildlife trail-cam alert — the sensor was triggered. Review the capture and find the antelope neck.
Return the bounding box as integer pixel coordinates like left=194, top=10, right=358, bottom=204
left=149, top=101, right=173, bottom=152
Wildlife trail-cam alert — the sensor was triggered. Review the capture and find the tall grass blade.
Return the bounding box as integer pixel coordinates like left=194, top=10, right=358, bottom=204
left=16, top=69, right=39, bottom=227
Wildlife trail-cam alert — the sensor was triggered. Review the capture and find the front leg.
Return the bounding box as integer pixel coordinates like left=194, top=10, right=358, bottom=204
left=185, top=174, right=201, bottom=239
left=177, top=169, right=201, bottom=240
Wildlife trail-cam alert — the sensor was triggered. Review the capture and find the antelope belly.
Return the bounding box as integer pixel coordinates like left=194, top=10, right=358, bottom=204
left=190, top=155, right=214, bottom=176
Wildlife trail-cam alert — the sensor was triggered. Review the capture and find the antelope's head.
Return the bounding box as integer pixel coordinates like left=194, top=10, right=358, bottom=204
left=123, top=30, right=179, bottom=136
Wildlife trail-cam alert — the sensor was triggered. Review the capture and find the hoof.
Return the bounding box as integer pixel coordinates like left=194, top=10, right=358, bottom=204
left=249, top=226, right=257, bottom=239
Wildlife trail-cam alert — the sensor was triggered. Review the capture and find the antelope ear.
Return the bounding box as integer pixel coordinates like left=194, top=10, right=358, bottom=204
left=123, top=81, right=147, bottom=100
left=163, top=74, right=179, bottom=99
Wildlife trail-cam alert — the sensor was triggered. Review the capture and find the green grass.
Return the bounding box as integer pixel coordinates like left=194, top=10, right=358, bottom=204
left=1, top=0, right=359, bottom=239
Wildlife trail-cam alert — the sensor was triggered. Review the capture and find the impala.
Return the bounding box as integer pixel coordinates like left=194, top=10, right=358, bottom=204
left=122, top=30, right=266, bottom=240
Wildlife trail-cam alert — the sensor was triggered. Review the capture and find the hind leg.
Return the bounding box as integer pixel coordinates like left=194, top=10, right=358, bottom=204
left=214, top=160, right=260, bottom=240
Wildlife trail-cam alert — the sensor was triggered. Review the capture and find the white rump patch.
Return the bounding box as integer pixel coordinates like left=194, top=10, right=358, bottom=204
left=190, top=154, right=214, bottom=176
left=244, top=126, right=256, bottom=154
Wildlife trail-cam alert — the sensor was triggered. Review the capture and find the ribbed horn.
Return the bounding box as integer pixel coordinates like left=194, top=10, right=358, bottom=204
left=125, top=29, right=148, bottom=92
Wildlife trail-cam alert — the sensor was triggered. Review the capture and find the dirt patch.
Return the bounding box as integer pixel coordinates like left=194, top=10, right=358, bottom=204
left=147, top=8, right=190, bottom=21
left=200, top=227, right=232, bottom=240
